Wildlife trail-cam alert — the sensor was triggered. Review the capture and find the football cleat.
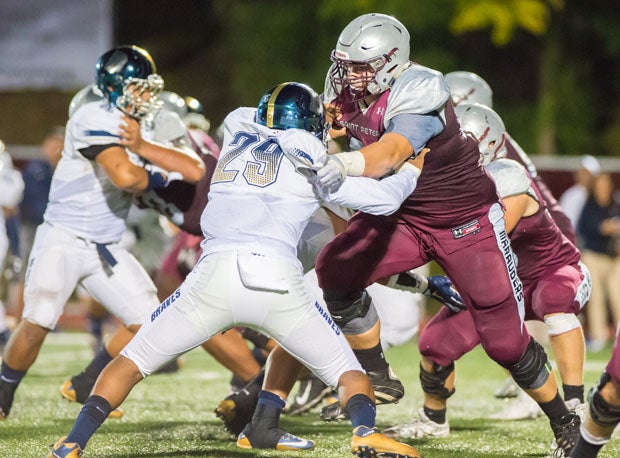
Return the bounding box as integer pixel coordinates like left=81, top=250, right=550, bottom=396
left=489, top=389, right=543, bottom=420
left=60, top=374, right=95, bottom=404
left=494, top=376, right=520, bottom=399
left=550, top=412, right=581, bottom=458
left=47, top=436, right=83, bottom=457
left=320, top=401, right=348, bottom=422
left=0, top=379, right=16, bottom=419
left=383, top=408, right=450, bottom=439
left=237, top=421, right=315, bottom=451
left=285, top=373, right=332, bottom=416
left=367, top=366, right=405, bottom=405
left=215, top=389, right=259, bottom=436
left=60, top=380, right=124, bottom=419
left=351, top=425, right=421, bottom=457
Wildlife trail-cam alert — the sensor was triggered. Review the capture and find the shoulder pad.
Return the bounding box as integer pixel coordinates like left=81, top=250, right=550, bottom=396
left=384, top=65, right=450, bottom=124
left=485, top=158, right=534, bottom=199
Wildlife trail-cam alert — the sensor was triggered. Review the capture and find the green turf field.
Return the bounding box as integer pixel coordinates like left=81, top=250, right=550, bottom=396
left=1, top=331, right=618, bottom=457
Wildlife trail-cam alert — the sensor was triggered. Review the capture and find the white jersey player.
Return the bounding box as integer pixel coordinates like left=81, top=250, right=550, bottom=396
left=48, top=82, right=422, bottom=458
left=0, top=45, right=205, bottom=421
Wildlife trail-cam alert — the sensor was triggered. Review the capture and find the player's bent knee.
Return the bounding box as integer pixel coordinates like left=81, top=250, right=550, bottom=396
left=544, top=313, right=581, bottom=336
left=419, top=361, right=455, bottom=399
left=506, top=338, right=551, bottom=390
left=590, top=375, right=620, bottom=428
left=325, top=290, right=378, bottom=335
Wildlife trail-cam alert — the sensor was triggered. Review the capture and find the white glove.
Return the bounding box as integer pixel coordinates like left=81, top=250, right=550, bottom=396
left=317, top=156, right=347, bottom=192
left=316, top=151, right=366, bottom=192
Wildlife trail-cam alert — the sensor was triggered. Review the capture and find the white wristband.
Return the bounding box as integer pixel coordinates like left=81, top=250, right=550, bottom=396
left=394, top=161, right=421, bottom=177
left=334, top=151, right=365, bottom=177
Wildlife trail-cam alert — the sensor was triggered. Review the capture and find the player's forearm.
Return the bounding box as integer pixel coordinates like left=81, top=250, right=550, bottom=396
left=134, top=141, right=206, bottom=183
left=358, top=132, right=414, bottom=178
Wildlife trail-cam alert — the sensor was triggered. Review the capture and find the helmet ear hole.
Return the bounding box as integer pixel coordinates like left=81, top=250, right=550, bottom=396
left=256, top=82, right=326, bottom=142
left=454, top=103, right=506, bottom=166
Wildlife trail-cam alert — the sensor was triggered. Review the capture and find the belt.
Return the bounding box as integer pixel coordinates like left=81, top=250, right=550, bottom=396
left=76, top=236, right=118, bottom=267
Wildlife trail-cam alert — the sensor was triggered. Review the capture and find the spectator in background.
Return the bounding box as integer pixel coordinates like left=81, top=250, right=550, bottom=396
left=559, top=155, right=601, bottom=236
left=577, top=173, right=620, bottom=352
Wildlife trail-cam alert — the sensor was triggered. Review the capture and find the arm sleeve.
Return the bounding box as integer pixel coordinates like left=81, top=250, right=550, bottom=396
left=79, top=143, right=122, bottom=160
left=317, top=168, right=419, bottom=216
left=386, top=112, right=443, bottom=156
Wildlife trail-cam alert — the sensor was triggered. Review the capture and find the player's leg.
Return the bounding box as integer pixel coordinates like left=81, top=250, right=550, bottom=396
left=60, top=246, right=159, bottom=408
left=569, top=329, right=620, bottom=457
left=384, top=306, right=478, bottom=439
left=1, top=223, right=82, bottom=419
left=238, top=260, right=420, bottom=457
left=316, top=214, right=428, bottom=406
left=437, top=204, right=580, bottom=455
left=49, top=252, right=231, bottom=456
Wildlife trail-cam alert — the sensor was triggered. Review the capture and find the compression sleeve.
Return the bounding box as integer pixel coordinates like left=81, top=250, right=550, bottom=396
left=386, top=113, right=443, bottom=156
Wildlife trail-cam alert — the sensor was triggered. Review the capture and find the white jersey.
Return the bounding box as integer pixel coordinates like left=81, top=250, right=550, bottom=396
left=44, top=101, right=154, bottom=243
left=201, top=107, right=419, bottom=265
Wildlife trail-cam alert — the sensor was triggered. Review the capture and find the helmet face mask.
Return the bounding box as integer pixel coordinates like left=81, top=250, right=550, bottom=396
left=95, top=45, right=163, bottom=120
left=454, top=103, right=507, bottom=166
left=329, top=13, right=410, bottom=100
left=256, top=82, right=326, bottom=143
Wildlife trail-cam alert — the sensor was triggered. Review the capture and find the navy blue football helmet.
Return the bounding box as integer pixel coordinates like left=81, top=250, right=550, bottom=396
left=95, top=45, right=163, bottom=119
left=256, top=82, right=326, bottom=141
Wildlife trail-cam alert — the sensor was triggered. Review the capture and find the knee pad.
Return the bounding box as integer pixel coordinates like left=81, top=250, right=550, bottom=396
left=544, top=313, right=582, bottom=337
left=506, top=338, right=551, bottom=390
left=325, top=290, right=378, bottom=335
left=590, top=376, right=620, bottom=427
left=419, top=361, right=455, bottom=399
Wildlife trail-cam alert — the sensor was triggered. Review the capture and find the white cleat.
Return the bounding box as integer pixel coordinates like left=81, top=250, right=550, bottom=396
left=489, top=389, right=544, bottom=420
left=383, top=408, right=450, bottom=439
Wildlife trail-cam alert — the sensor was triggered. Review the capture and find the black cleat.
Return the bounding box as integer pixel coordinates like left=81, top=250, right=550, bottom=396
left=367, top=366, right=404, bottom=405
left=551, top=412, right=581, bottom=457
left=0, top=379, right=17, bottom=419
left=284, top=373, right=331, bottom=416
left=320, top=401, right=348, bottom=422
left=215, top=379, right=261, bottom=436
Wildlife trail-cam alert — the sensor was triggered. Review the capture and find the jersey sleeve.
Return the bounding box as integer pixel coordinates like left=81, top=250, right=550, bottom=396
left=384, top=64, right=451, bottom=127
left=485, top=158, right=535, bottom=200
left=153, top=110, right=188, bottom=145
left=317, top=168, right=419, bottom=216
left=0, top=166, right=24, bottom=208
left=278, top=128, right=327, bottom=171
left=71, top=103, right=123, bottom=153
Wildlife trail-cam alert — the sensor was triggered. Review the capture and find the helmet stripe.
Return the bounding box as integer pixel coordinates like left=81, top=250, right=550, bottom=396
left=132, top=45, right=157, bottom=73
left=266, top=83, right=289, bottom=128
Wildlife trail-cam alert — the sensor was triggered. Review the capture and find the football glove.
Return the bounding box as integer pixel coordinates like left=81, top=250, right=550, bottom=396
left=426, top=275, right=466, bottom=313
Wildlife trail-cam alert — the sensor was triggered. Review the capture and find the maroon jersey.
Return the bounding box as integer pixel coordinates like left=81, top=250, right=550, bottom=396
left=504, top=135, right=576, bottom=243
left=135, top=149, right=217, bottom=236
left=334, top=88, right=499, bottom=229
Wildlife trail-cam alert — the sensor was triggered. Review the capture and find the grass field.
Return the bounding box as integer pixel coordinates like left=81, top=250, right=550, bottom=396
left=1, top=331, right=619, bottom=457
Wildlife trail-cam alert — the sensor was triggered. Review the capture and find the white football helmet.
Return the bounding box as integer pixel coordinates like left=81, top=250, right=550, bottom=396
left=329, top=13, right=411, bottom=99
left=455, top=103, right=507, bottom=165
left=445, top=71, right=493, bottom=108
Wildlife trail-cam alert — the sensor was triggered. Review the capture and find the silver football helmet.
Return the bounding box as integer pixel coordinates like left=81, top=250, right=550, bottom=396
left=157, top=91, right=188, bottom=117
left=329, top=13, right=410, bottom=99
left=445, top=71, right=493, bottom=108
left=455, top=103, right=507, bottom=165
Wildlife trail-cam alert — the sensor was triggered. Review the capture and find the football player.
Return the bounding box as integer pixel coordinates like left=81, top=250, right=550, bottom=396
left=383, top=104, right=590, bottom=458
left=569, top=325, right=620, bottom=457
left=311, top=13, right=580, bottom=456
left=0, top=45, right=205, bottom=421
left=48, top=81, right=422, bottom=457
